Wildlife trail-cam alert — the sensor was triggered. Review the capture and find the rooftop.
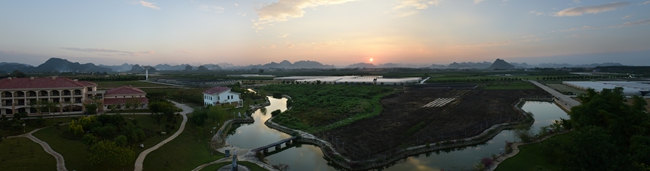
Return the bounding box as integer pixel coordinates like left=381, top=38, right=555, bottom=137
left=204, top=86, right=231, bottom=94
left=105, top=86, right=146, bottom=95
left=0, top=77, right=96, bottom=89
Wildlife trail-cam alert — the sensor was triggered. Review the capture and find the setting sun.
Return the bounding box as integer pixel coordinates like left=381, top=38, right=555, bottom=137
left=369, top=58, right=374, bottom=62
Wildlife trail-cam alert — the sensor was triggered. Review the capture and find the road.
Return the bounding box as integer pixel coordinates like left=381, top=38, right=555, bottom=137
left=133, top=100, right=193, bottom=171
left=7, top=128, right=68, bottom=171
left=529, top=80, right=580, bottom=110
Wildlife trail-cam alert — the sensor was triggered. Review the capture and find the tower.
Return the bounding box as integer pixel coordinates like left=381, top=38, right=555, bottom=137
left=144, top=66, right=151, bottom=81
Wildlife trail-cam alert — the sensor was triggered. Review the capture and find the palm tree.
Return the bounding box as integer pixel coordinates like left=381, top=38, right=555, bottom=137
left=30, top=100, right=46, bottom=117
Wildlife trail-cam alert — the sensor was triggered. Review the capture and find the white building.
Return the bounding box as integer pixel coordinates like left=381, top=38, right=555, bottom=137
left=203, top=86, right=243, bottom=108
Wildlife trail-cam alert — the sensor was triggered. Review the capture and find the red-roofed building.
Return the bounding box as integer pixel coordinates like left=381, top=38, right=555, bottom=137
left=0, top=76, right=102, bottom=116
left=203, top=86, right=242, bottom=108
left=103, top=86, right=148, bottom=110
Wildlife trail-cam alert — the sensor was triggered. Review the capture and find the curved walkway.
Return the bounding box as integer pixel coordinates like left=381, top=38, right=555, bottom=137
left=7, top=128, right=68, bottom=171
left=134, top=101, right=193, bottom=171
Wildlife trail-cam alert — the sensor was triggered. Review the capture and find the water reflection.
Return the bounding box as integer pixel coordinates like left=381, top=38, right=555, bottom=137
left=225, top=99, right=565, bottom=171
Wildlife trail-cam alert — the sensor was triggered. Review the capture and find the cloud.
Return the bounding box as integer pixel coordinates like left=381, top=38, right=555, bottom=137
left=237, top=13, right=247, bottom=17
left=139, top=0, right=161, bottom=10
left=621, top=15, right=632, bottom=19
left=286, top=43, right=295, bottom=48
left=61, top=47, right=154, bottom=56
left=449, top=40, right=514, bottom=48
left=474, top=0, right=484, bottom=4
left=560, top=25, right=601, bottom=32
left=642, top=1, right=650, bottom=5
left=529, top=10, right=548, bottom=16
left=234, top=3, right=239, bottom=6
left=201, top=5, right=225, bottom=13
left=253, top=0, right=358, bottom=30
left=389, top=0, right=442, bottom=17
left=310, top=40, right=346, bottom=49
left=622, top=19, right=650, bottom=26
left=573, top=0, right=581, bottom=4
left=555, top=2, right=630, bottom=17
left=278, top=33, right=290, bottom=38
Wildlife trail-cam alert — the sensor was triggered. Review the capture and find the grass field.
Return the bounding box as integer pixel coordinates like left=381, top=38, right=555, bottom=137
left=199, top=161, right=268, bottom=171
left=95, top=81, right=171, bottom=89
left=0, top=137, right=57, bottom=171
left=143, top=116, right=224, bottom=171
left=32, top=115, right=181, bottom=171
left=483, top=81, right=537, bottom=90
left=495, top=133, right=572, bottom=171
left=2, top=117, right=73, bottom=136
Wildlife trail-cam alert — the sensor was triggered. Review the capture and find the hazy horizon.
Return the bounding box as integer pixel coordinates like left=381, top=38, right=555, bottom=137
left=2, top=0, right=649, bottom=66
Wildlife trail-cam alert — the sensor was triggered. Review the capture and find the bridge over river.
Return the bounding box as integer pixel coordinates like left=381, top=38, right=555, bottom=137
left=251, top=136, right=298, bottom=153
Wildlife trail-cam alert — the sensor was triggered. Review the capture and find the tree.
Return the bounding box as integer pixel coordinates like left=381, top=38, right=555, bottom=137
left=10, top=70, right=26, bottom=78
left=197, top=65, right=208, bottom=71
left=126, top=98, right=141, bottom=114
left=184, top=65, right=192, bottom=71
left=114, top=135, right=128, bottom=147
left=88, top=140, right=135, bottom=167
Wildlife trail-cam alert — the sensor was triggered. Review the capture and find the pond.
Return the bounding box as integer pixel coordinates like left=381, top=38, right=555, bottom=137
left=225, top=98, right=567, bottom=171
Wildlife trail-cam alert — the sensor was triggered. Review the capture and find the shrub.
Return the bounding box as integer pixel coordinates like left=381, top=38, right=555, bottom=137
left=82, top=134, right=97, bottom=145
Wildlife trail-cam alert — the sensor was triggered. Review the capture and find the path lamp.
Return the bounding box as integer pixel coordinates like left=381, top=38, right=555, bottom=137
left=23, top=123, right=26, bottom=133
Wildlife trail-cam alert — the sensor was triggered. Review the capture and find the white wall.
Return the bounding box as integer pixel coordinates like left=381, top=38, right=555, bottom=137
left=203, top=90, right=241, bottom=106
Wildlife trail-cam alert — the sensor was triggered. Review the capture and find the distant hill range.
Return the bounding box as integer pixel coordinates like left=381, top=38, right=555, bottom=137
left=1, top=58, right=111, bottom=73
left=0, top=57, right=631, bottom=74
left=238, top=60, right=335, bottom=69
left=487, top=59, right=515, bottom=70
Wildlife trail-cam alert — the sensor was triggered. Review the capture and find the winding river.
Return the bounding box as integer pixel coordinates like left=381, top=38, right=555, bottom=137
left=225, top=97, right=567, bottom=171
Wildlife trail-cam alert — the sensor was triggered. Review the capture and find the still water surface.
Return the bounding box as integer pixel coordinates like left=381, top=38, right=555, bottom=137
left=225, top=98, right=566, bottom=171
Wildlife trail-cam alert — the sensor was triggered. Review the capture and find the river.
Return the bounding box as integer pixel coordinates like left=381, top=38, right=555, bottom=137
left=225, top=97, right=567, bottom=171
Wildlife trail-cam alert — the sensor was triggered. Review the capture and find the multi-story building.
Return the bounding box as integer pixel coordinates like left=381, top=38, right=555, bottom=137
left=103, top=86, right=149, bottom=110
left=0, top=76, right=102, bottom=116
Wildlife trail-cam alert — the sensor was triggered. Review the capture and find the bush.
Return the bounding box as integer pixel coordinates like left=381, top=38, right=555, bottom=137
left=114, top=135, right=128, bottom=147
left=82, top=134, right=97, bottom=145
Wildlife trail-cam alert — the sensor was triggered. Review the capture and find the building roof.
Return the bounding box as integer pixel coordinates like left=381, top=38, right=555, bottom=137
left=104, top=97, right=149, bottom=105
left=0, top=77, right=96, bottom=89
left=105, top=86, right=146, bottom=95
left=204, top=86, right=231, bottom=95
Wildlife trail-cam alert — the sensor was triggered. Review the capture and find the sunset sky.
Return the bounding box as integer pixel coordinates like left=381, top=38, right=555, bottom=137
left=1, top=0, right=649, bottom=66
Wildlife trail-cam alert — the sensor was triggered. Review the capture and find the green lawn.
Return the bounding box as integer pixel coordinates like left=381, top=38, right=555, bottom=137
left=495, top=133, right=572, bottom=171
left=483, top=81, right=536, bottom=90
left=142, top=118, right=224, bottom=171
left=32, top=115, right=181, bottom=171
left=0, top=137, right=57, bottom=171
left=95, top=81, right=170, bottom=89
left=199, top=161, right=268, bottom=171
left=142, top=99, right=251, bottom=171
left=2, top=117, right=73, bottom=136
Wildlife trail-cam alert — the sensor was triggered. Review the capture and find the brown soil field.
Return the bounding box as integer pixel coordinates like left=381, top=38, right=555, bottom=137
left=320, top=87, right=550, bottom=161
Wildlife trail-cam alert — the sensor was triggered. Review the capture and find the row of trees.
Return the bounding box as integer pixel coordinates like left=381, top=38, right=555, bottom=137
left=541, top=87, right=649, bottom=171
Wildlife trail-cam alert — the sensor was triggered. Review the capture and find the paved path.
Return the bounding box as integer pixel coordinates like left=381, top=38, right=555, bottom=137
left=7, top=128, right=68, bottom=171
left=134, top=101, right=193, bottom=171
left=529, top=80, right=580, bottom=110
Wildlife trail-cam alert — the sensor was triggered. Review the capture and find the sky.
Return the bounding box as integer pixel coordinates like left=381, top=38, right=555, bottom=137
left=1, top=0, right=649, bottom=66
